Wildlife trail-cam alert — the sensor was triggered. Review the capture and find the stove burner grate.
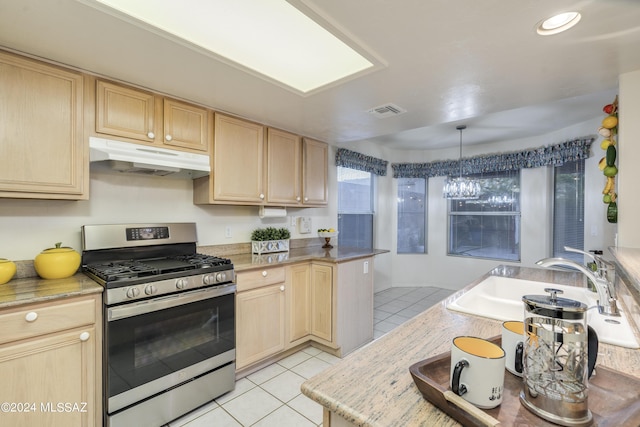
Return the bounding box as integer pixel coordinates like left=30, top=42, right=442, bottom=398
left=84, top=253, right=232, bottom=283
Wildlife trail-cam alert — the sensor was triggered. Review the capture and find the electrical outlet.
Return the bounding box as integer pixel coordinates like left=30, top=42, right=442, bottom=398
left=225, top=227, right=232, bottom=239
left=291, top=216, right=297, bottom=227
left=363, top=261, right=369, bottom=274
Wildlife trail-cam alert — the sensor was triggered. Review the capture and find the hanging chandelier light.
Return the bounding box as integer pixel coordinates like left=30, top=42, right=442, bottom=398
left=443, top=125, right=481, bottom=199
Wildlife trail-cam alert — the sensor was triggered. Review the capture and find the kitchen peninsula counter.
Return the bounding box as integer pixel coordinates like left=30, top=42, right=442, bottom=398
left=206, top=246, right=389, bottom=272
left=301, top=265, right=640, bottom=427
left=0, top=273, right=103, bottom=309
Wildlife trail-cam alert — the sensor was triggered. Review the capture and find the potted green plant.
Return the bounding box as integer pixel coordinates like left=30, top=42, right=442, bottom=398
left=251, top=227, right=291, bottom=254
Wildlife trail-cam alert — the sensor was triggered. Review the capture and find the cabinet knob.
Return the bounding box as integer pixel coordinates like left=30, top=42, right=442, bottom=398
left=25, top=311, right=38, bottom=322
left=296, top=196, right=301, bottom=201
left=259, top=193, right=265, bottom=200
left=79, top=332, right=91, bottom=342
left=165, top=134, right=173, bottom=141
left=280, top=285, right=285, bottom=291
left=262, top=271, right=268, bottom=277
left=304, top=197, right=309, bottom=202
left=147, top=131, right=155, bottom=139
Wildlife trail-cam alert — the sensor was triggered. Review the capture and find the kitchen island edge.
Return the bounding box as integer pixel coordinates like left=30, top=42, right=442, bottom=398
left=301, top=265, right=640, bottom=427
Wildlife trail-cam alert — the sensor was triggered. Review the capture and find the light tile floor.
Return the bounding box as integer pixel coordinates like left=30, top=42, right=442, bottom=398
left=169, top=286, right=453, bottom=427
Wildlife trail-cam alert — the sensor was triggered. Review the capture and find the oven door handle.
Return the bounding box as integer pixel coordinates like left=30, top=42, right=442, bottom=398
left=108, top=284, right=236, bottom=321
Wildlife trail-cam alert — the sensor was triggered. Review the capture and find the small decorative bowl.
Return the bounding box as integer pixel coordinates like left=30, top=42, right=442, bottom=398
left=318, top=231, right=338, bottom=248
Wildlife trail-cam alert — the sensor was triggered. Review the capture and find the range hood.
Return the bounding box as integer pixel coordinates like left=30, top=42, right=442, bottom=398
left=89, top=137, right=210, bottom=178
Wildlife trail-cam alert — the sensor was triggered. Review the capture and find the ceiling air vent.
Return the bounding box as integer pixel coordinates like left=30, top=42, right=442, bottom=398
left=367, top=103, right=407, bottom=118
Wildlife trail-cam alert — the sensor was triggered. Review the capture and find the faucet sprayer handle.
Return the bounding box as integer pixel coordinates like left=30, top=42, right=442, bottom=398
left=563, top=246, right=597, bottom=262
left=563, top=246, right=613, bottom=276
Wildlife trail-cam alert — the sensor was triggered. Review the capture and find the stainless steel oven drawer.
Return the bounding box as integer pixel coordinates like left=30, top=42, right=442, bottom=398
left=107, top=361, right=236, bottom=427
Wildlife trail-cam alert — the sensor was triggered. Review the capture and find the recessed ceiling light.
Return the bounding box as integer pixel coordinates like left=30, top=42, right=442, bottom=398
left=85, top=0, right=376, bottom=94
left=536, top=11, right=582, bottom=36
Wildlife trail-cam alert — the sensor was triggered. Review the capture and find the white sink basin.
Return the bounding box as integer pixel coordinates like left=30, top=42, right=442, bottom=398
left=447, top=275, right=639, bottom=349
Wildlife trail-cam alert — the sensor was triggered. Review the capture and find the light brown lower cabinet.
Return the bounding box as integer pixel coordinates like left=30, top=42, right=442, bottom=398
left=287, top=263, right=312, bottom=343
left=285, top=262, right=334, bottom=347
left=235, top=267, right=286, bottom=370
left=0, top=294, right=101, bottom=427
left=310, top=263, right=333, bottom=342
left=236, top=258, right=373, bottom=372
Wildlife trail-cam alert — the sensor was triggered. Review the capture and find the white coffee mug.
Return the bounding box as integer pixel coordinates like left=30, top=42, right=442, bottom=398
left=450, top=336, right=505, bottom=409
left=502, top=320, right=524, bottom=377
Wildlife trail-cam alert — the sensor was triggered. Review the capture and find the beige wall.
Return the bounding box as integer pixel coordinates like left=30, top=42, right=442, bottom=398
left=618, top=70, right=640, bottom=248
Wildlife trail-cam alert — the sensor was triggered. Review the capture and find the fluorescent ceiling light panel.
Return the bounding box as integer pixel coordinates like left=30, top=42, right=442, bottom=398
left=91, top=0, right=374, bottom=93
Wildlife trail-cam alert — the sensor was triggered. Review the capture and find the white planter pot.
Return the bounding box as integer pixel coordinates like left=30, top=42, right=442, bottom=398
left=251, top=239, right=290, bottom=255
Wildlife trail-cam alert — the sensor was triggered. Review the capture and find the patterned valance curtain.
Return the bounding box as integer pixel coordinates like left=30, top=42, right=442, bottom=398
left=335, top=148, right=388, bottom=176
left=391, top=136, right=595, bottom=178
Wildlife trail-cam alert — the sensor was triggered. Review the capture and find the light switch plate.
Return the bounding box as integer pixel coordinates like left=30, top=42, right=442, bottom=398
left=298, top=216, right=312, bottom=234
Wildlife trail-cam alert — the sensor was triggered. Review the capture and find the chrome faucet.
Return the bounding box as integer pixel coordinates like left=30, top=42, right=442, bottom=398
left=563, top=246, right=616, bottom=297
left=536, top=256, right=620, bottom=316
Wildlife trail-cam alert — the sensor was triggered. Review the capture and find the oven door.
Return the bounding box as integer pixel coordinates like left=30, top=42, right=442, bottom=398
left=105, top=284, right=235, bottom=414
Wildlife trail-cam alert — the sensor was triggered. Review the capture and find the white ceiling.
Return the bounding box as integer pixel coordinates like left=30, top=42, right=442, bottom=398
left=1, top=0, right=639, bottom=150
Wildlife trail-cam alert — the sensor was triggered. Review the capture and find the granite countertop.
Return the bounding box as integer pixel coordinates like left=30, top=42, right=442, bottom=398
left=200, top=246, right=390, bottom=272
left=610, top=247, right=640, bottom=290
left=0, top=246, right=388, bottom=308
left=301, top=265, right=640, bottom=427
left=0, top=273, right=103, bottom=309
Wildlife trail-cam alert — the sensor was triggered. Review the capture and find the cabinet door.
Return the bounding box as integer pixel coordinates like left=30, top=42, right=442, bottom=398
left=0, top=327, right=96, bottom=427
left=311, top=263, right=333, bottom=342
left=302, top=138, right=328, bottom=206
left=287, top=264, right=311, bottom=343
left=0, top=51, right=86, bottom=199
left=266, top=128, right=301, bottom=205
left=163, top=98, right=209, bottom=152
left=212, top=113, right=265, bottom=203
left=236, top=284, right=285, bottom=369
left=96, top=80, right=158, bottom=143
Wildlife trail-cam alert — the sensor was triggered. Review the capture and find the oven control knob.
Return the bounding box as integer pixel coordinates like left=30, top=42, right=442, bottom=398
left=176, top=278, right=188, bottom=289
left=203, top=274, right=214, bottom=285
left=126, top=287, right=140, bottom=299
left=216, top=272, right=227, bottom=283
left=144, top=285, right=157, bottom=295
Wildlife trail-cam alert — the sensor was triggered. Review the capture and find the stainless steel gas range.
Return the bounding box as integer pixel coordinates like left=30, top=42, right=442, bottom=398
left=81, top=223, right=236, bottom=427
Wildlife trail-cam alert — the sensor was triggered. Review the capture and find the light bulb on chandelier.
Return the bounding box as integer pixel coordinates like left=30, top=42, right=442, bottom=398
left=443, top=125, right=481, bottom=199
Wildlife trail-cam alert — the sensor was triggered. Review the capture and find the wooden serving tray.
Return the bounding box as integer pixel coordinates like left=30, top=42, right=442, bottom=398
left=409, top=336, right=640, bottom=427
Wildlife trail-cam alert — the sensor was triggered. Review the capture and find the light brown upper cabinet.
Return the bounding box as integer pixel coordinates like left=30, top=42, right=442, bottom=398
left=266, top=128, right=302, bottom=205
left=195, top=119, right=328, bottom=206
left=0, top=50, right=87, bottom=200
left=95, top=80, right=209, bottom=153
left=302, top=138, right=328, bottom=206
left=194, top=113, right=265, bottom=204
left=266, top=131, right=329, bottom=207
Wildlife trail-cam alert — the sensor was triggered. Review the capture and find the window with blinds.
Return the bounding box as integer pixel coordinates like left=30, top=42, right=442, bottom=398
left=397, top=177, right=427, bottom=253
left=553, top=160, right=585, bottom=262
left=337, top=166, right=374, bottom=249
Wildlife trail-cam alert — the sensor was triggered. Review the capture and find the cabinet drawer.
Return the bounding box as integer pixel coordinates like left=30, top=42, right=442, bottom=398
left=0, top=297, right=96, bottom=344
left=236, top=267, right=286, bottom=292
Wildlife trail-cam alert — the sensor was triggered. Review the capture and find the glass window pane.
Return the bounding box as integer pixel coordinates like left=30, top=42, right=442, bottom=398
left=553, top=160, right=585, bottom=263
left=397, top=178, right=426, bottom=254
left=450, top=171, right=520, bottom=213
left=448, top=170, right=521, bottom=261
left=449, top=214, right=520, bottom=261
left=338, top=214, right=373, bottom=249
left=337, top=167, right=373, bottom=214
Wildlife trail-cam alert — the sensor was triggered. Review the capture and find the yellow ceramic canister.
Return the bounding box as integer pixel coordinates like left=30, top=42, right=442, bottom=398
left=0, top=259, right=17, bottom=284
left=34, top=243, right=81, bottom=280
